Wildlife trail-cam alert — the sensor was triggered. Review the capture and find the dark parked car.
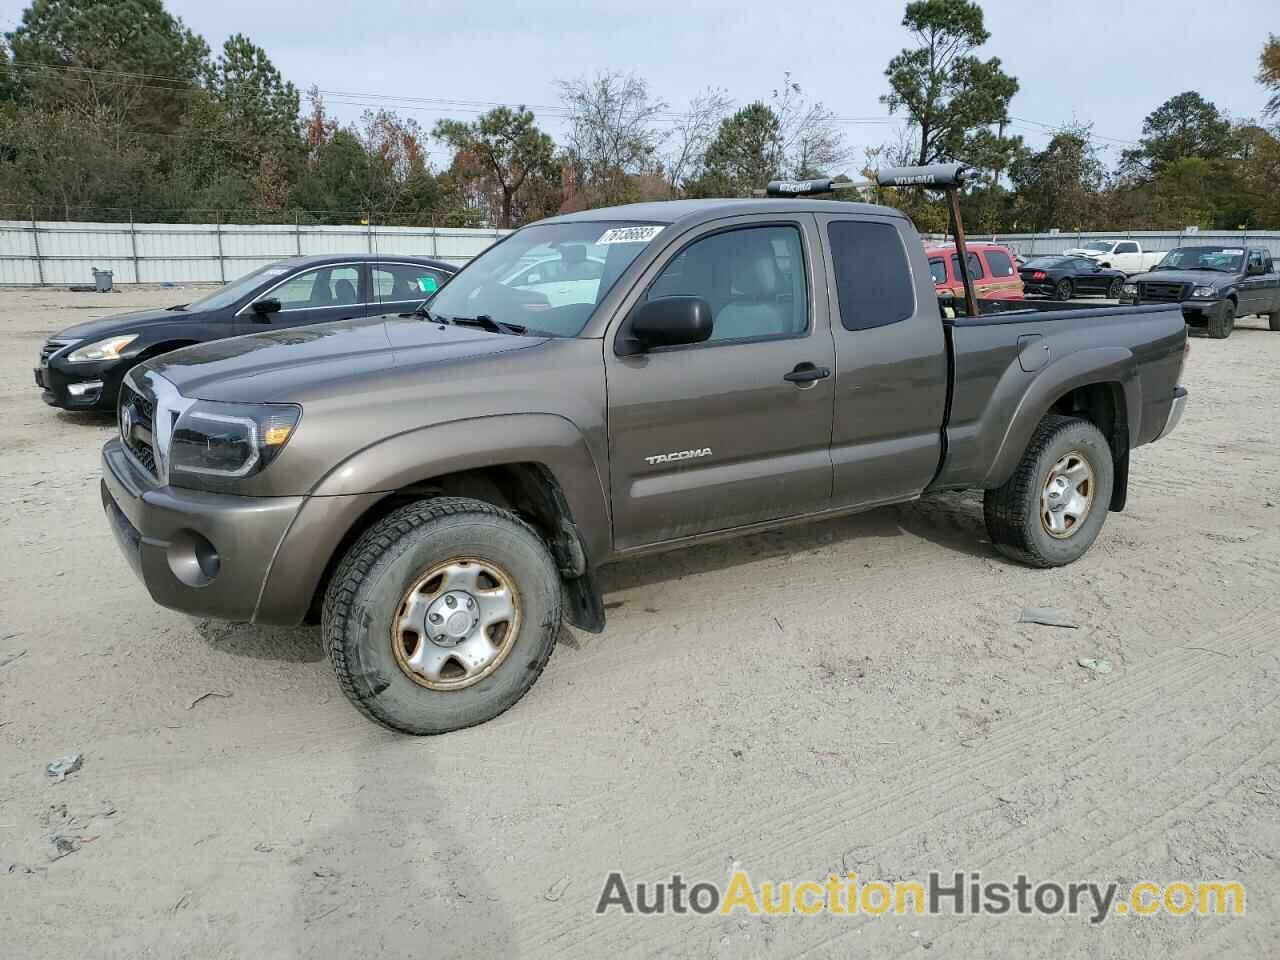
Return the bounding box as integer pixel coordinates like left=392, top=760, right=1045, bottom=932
left=35, top=254, right=457, bottom=411
left=1120, top=245, right=1280, bottom=339
left=1019, top=256, right=1127, bottom=301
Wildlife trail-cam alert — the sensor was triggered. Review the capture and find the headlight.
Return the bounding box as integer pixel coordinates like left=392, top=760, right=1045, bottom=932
left=1191, top=286, right=1217, bottom=298
left=1121, top=283, right=1137, bottom=297
left=67, top=334, right=138, bottom=362
left=167, top=400, right=301, bottom=489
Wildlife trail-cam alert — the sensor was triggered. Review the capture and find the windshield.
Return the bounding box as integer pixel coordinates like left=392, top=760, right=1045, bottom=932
left=424, top=221, right=663, bottom=336
left=1080, top=241, right=1114, bottom=252
left=186, top=263, right=292, bottom=311
left=1024, top=256, right=1067, bottom=268
left=1154, top=246, right=1243, bottom=272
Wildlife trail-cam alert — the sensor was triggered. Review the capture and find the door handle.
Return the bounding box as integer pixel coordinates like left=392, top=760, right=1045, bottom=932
left=783, top=363, right=831, bottom=384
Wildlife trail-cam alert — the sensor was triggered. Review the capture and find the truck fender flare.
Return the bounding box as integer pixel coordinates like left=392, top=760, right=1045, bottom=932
left=309, top=413, right=612, bottom=566
left=982, top=347, right=1140, bottom=490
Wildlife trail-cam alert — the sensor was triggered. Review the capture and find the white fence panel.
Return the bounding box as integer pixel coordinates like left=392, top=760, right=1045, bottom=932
left=0, top=219, right=512, bottom=286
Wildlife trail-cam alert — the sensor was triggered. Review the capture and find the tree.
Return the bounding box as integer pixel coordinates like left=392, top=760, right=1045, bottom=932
left=1009, top=127, right=1103, bottom=230
left=691, top=102, right=784, bottom=197
left=1259, top=34, right=1280, bottom=121
left=664, top=86, right=732, bottom=196
left=1120, top=91, right=1232, bottom=177
left=205, top=34, right=298, bottom=146
left=557, top=71, right=666, bottom=205
left=433, top=106, right=558, bottom=228
left=881, top=0, right=1020, bottom=172
left=6, top=0, right=208, bottom=130
left=772, top=73, right=848, bottom=177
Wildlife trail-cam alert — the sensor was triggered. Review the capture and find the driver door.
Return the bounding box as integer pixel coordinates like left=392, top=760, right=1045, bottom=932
left=239, top=263, right=368, bottom=334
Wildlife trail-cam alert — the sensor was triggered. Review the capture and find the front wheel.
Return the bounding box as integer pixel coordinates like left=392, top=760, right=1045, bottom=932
left=323, top=497, right=562, bottom=734
left=1207, top=301, right=1235, bottom=339
left=1054, top=278, right=1074, bottom=301
left=983, top=415, right=1115, bottom=568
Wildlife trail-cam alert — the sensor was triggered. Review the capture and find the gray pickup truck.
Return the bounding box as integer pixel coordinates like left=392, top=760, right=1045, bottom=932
left=100, top=166, right=1189, bottom=734
left=1121, top=245, right=1280, bottom=339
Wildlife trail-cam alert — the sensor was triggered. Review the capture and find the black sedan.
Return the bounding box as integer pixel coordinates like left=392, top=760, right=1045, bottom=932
left=36, top=254, right=457, bottom=411
left=1018, top=256, right=1127, bottom=301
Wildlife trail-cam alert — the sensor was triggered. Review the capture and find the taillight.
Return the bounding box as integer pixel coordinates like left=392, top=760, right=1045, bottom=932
left=1032, top=271, right=1046, bottom=280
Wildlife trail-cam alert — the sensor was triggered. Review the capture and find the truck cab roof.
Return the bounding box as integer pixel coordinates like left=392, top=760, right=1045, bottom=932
left=541, top=198, right=909, bottom=229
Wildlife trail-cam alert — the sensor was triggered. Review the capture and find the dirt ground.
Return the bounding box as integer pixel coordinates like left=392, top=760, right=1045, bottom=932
left=1, top=285, right=1278, bottom=958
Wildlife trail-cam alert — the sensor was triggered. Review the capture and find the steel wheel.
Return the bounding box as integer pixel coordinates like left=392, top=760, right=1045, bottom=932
left=392, top=557, right=521, bottom=690
left=1040, top=451, right=1095, bottom=539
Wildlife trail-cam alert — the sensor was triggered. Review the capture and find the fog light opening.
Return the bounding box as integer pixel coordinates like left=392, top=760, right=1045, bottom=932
left=167, top=530, right=221, bottom=587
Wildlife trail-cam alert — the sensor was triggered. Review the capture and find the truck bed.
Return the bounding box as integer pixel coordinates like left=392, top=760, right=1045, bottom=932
left=930, top=301, right=1187, bottom=492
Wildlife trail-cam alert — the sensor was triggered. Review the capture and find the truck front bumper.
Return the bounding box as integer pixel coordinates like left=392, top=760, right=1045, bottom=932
left=101, top=439, right=383, bottom=625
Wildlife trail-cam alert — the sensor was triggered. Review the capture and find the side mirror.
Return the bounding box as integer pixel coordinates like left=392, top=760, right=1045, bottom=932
left=620, top=296, right=714, bottom=355
left=252, top=297, right=282, bottom=318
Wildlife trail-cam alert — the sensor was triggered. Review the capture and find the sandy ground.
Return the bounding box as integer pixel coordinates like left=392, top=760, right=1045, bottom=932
left=1, top=285, right=1278, bottom=959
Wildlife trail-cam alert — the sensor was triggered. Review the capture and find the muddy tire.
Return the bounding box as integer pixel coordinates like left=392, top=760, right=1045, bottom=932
left=323, top=497, right=562, bottom=735
left=983, top=415, right=1114, bottom=568
left=1207, top=301, right=1235, bottom=339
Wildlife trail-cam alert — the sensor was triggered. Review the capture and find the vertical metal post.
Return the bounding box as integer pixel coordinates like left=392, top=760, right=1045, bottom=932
left=430, top=226, right=439, bottom=258
left=295, top=212, right=302, bottom=256
left=30, top=205, right=45, bottom=286
left=215, top=211, right=226, bottom=283
left=948, top=189, right=979, bottom=319
left=129, top=210, right=141, bottom=284
left=366, top=213, right=374, bottom=254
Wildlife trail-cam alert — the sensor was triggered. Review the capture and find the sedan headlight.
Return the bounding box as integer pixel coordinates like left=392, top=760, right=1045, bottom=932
left=67, top=334, right=138, bottom=362
left=1191, top=286, right=1217, bottom=298
left=1121, top=283, right=1137, bottom=297
left=167, top=400, right=301, bottom=489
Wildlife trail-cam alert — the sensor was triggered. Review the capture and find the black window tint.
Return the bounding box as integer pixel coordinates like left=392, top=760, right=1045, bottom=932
left=950, top=251, right=985, bottom=280
left=986, top=250, right=1014, bottom=277
left=647, top=225, right=807, bottom=343
left=928, top=259, right=947, bottom=284
left=827, top=221, right=915, bottom=331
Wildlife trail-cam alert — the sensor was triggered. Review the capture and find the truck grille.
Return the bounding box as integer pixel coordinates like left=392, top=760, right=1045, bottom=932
left=39, top=338, right=76, bottom=364
left=1137, top=282, right=1189, bottom=303
left=119, top=379, right=158, bottom=478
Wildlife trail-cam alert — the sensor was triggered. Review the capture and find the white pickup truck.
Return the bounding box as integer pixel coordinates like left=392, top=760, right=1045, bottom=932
left=1062, top=239, right=1165, bottom=275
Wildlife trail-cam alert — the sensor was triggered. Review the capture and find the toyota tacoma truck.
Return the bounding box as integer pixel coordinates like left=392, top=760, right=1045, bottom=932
left=1120, top=245, right=1280, bottom=338
left=1062, top=239, right=1165, bottom=275
left=99, top=165, right=1190, bottom=735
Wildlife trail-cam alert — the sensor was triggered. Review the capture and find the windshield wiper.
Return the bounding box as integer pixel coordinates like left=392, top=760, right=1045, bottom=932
left=449, top=314, right=527, bottom=336
left=168, top=303, right=189, bottom=311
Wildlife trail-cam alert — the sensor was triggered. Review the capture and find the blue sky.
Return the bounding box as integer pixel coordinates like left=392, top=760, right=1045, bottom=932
left=8, top=0, right=1276, bottom=171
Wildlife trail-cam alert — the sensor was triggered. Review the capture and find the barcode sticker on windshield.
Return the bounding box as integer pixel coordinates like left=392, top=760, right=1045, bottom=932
left=596, top=225, right=664, bottom=245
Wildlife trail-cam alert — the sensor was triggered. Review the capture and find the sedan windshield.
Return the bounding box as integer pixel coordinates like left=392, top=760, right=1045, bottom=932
left=424, top=221, right=664, bottom=337
left=1023, top=256, right=1067, bottom=269
left=185, top=263, right=292, bottom=311
left=1155, top=246, right=1244, bottom=272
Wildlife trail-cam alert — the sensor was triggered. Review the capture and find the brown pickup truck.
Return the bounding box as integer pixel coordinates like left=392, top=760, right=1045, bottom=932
left=100, top=165, right=1190, bottom=734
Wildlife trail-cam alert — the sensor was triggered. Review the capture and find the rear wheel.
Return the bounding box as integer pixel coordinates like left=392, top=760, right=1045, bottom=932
left=1054, top=278, right=1074, bottom=301
left=323, top=497, right=562, bottom=735
left=1107, top=276, right=1125, bottom=299
left=1207, top=301, right=1235, bottom=339
left=984, top=415, right=1114, bottom=568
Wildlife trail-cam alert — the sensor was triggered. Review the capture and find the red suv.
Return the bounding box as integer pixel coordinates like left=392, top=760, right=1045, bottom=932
left=926, top=243, right=1024, bottom=300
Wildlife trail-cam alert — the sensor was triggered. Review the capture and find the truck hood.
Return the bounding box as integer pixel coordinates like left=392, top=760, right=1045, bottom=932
left=142, top=313, right=549, bottom=402
left=55, top=306, right=197, bottom=341
left=1128, top=269, right=1232, bottom=286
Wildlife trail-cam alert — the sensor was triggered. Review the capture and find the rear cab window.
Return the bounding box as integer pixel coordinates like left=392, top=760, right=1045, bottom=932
left=826, top=220, right=916, bottom=330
